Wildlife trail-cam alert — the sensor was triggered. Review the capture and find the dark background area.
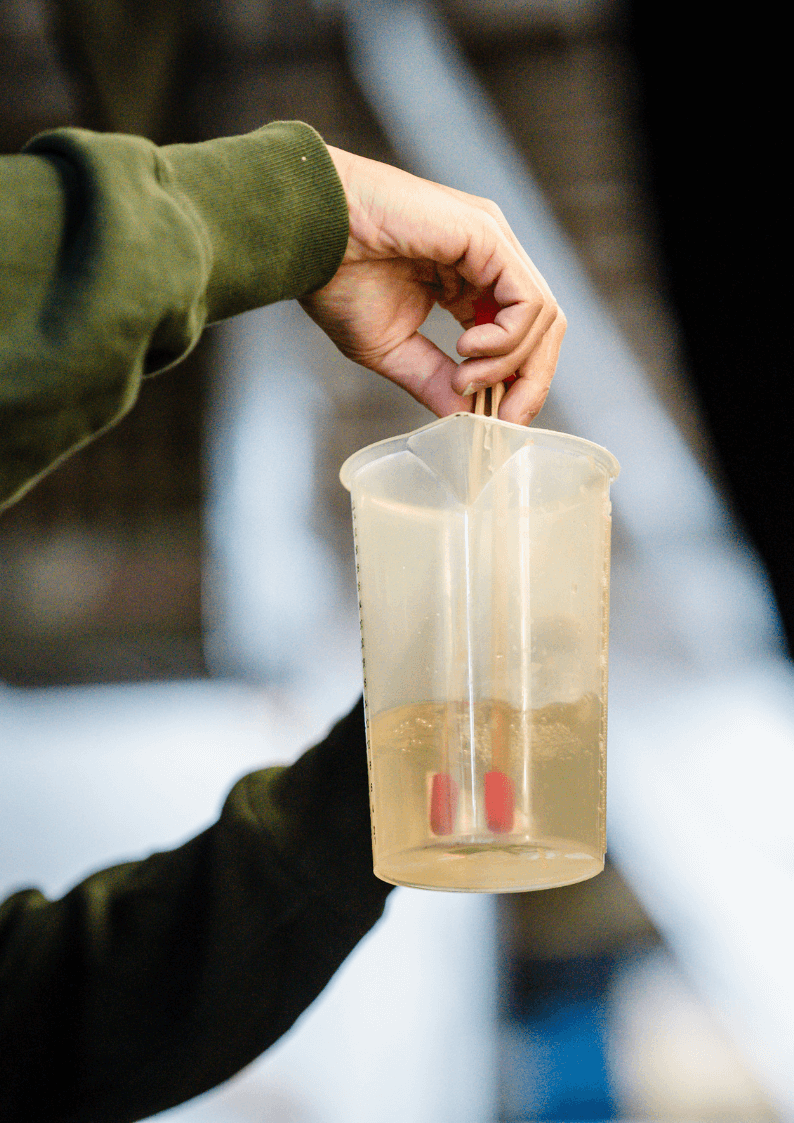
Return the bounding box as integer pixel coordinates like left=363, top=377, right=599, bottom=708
left=625, top=2, right=790, bottom=654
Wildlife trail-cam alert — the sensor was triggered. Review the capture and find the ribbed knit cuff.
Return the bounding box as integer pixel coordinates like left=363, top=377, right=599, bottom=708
left=162, top=121, right=349, bottom=321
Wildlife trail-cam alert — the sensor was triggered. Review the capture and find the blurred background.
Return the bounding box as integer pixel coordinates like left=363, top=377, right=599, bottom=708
left=0, top=0, right=791, bottom=1120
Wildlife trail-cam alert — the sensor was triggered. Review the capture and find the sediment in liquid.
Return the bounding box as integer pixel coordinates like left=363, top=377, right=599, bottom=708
left=367, top=697, right=604, bottom=892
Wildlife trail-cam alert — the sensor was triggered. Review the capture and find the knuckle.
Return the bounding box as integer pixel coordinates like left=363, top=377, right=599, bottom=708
left=537, top=298, right=565, bottom=334
left=473, top=195, right=503, bottom=218
left=476, top=200, right=508, bottom=234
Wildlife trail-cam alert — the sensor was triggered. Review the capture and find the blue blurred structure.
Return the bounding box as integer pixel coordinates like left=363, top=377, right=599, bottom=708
left=500, top=955, right=618, bottom=1121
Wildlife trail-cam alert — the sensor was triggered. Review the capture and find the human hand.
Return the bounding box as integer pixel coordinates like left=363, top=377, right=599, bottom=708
left=300, top=147, right=566, bottom=425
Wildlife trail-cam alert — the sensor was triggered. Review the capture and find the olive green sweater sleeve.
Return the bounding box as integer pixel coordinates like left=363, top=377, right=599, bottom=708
left=0, top=699, right=391, bottom=1123
left=0, top=121, right=348, bottom=511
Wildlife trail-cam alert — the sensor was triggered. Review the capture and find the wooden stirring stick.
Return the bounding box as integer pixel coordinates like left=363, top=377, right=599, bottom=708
left=429, top=295, right=515, bottom=837
left=473, top=298, right=515, bottom=835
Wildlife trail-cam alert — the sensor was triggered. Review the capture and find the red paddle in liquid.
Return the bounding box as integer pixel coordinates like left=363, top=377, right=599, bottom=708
left=430, top=771, right=459, bottom=836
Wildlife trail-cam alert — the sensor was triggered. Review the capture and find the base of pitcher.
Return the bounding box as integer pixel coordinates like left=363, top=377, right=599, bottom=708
left=374, top=838, right=604, bottom=893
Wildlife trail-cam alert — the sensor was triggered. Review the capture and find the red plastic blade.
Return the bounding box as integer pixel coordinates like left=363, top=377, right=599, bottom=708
left=485, top=770, right=515, bottom=833
left=430, top=772, right=459, bottom=836
left=474, top=291, right=501, bottom=326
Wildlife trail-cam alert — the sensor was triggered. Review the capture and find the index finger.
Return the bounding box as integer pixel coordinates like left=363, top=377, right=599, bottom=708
left=498, top=308, right=567, bottom=425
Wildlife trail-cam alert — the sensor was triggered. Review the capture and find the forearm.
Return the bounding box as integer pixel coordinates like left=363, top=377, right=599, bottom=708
left=0, top=699, right=389, bottom=1123
left=0, top=121, right=348, bottom=512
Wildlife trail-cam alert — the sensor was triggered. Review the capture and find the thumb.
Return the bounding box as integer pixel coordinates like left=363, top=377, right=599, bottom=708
left=367, top=333, right=473, bottom=417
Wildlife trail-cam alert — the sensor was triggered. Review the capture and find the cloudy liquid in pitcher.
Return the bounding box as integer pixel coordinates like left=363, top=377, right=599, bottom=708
left=367, top=697, right=605, bottom=892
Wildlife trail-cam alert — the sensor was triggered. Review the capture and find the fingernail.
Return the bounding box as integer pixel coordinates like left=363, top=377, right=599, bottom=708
left=462, top=382, right=477, bottom=397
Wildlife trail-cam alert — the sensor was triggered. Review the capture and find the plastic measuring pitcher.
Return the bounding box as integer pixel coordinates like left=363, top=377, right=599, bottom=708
left=340, top=413, right=619, bottom=893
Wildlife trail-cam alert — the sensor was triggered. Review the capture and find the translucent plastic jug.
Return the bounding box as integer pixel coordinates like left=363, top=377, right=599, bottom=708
left=340, top=413, right=619, bottom=893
